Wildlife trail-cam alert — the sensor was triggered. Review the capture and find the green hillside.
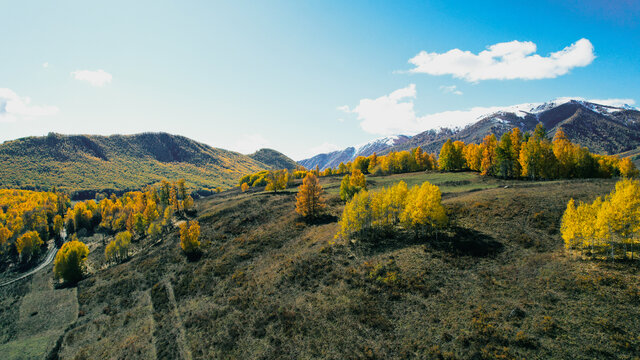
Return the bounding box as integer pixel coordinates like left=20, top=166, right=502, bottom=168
left=2, top=172, right=638, bottom=359
left=0, top=132, right=268, bottom=197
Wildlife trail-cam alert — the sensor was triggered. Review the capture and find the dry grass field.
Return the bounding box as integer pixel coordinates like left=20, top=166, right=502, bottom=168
left=1, top=172, right=639, bottom=359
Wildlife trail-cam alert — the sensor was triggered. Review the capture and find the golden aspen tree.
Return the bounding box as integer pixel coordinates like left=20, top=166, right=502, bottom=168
left=105, top=231, right=132, bottom=263
left=480, top=134, right=498, bottom=176
left=336, top=189, right=372, bottom=240
left=438, top=139, right=455, bottom=171
left=337, top=162, right=348, bottom=174
left=54, top=240, right=89, bottom=283
left=295, top=173, right=326, bottom=218
left=368, top=153, right=379, bottom=173
left=350, top=169, right=366, bottom=189
left=16, top=231, right=43, bottom=262
left=553, top=129, right=573, bottom=178
left=401, top=182, right=448, bottom=236
left=241, top=183, right=249, bottom=192
left=510, top=127, right=523, bottom=175
left=619, top=157, right=639, bottom=178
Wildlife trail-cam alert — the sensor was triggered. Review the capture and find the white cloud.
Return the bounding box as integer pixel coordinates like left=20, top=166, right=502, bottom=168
left=234, top=133, right=271, bottom=154
left=0, top=88, right=59, bottom=122
left=409, top=38, right=595, bottom=82
left=440, top=85, right=463, bottom=95
left=340, top=85, right=637, bottom=136
left=71, top=69, right=113, bottom=87
left=42, top=62, right=49, bottom=68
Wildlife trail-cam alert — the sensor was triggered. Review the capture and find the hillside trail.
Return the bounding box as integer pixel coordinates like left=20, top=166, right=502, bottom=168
left=0, top=244, right=57, bottom=287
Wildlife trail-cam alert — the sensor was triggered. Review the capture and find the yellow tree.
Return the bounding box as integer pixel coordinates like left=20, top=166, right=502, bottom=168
left=54, top=240, right=89, bottom=283
left=180, top=221, right=201, bottom=255
left=510, top=127, right=523, bottom=176
left=480, top=134, right=497, bottom=176
left=0, top=225, right=12, bottom=247
left=401, top=182, right=448, bottom=237
left=619, top=157, right=639, bottom=178
left=295, top=173, right=326, bottom=218
left=553, top=128, right=574, bottom=178
left=350, top=169, right=366, bottom=189
left=16, top=231, right=43, bottom=262
left=438, top=139, right=455, bottom=171
left=105, top=230, right=132, bottom=263
left=561, top=199, right=582, bottom=252
left=241, top=183, right=250, bottom=192
left=463, top=143, right=484, bottom=172
left=336, top=189, right=372, bottom=240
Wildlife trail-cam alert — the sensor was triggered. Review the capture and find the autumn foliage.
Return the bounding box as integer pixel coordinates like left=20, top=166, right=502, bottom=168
left=54, top=240, right=90, bottom=283
left=562, top=178, right=640, bottom=260
left=336, top=181, right=448, bottom=241
left=295, top=173, right=326, bottom=218
left=180, top=221, right=201, bottom=255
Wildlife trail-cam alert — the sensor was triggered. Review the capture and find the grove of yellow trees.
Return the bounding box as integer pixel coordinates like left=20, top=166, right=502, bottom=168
left=336, top=181, right=448, bottom=241
left=561, top=178, right=640, bottom=260
left=438, top=125, right=637, bottom=180
left=0, top=189, right=69, bottom=260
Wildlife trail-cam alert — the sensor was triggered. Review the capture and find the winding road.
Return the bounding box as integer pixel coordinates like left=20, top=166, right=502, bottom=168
left=0, top=245, right=58, bottom=287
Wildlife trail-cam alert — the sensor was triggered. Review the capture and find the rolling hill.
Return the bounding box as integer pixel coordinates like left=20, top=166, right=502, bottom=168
left=300, top=99, right=640, bottom=169
left=248, top=148, right=298, bottom=170
left=0, top=132, right=269, bottom=198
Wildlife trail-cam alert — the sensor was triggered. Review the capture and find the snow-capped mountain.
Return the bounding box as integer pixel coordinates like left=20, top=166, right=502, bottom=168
left=298, top=135, right=410, bottom=170
left=299, top=99, right=640, bottom=170
left=393, top=98, right=640, bottom=156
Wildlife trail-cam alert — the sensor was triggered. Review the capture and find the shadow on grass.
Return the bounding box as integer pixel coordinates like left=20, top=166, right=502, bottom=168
left=185, top=251, right=202, bottom=262
left=432, top=226, right=503, bottom=257
left=356, top=226, right=502, bottom=258
left=301, top=214, right=339, bottom=225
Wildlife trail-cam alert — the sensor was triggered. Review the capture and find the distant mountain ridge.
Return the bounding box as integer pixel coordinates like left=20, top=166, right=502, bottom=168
left=0, top=132, right=270, bottom=197
left=298, top=135, right=411, bottom=170
left=299, top=99, right=640, bottom=169
left=248, top=148, right=298, bottom=170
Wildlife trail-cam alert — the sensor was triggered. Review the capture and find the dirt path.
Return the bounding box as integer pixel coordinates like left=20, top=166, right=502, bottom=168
left=150, top=279, right=192, bottom=360
left=0, top=245, right=57, bottom=287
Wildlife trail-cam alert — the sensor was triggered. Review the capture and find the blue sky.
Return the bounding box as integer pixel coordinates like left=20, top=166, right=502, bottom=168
left=1, top=1, right=639, bottom=160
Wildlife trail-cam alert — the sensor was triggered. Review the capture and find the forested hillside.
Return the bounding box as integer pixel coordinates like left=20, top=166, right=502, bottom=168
left=0, top=133, right=269, bottom=197
left=248, top=148, right=298, bottom=170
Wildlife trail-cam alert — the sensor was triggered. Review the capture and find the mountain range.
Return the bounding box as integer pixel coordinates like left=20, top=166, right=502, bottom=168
left=299, top=99, right=640, bottom=170
left=0, top=132, right=294, bottom=198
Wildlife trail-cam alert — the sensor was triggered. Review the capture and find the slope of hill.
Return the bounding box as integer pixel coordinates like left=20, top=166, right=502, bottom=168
left=300, top=99, right=640, bottom=169
left=0, top=132, right=268, bottom=197
left=2, top=174, right=638, bottom=359
left=248, top=148, right=298, bottom=170
left=298, top=135, right=411, bottom=170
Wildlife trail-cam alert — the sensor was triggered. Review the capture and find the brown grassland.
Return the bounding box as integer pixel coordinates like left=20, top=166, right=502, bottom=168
left=1, top=171, right=639, bottom=359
